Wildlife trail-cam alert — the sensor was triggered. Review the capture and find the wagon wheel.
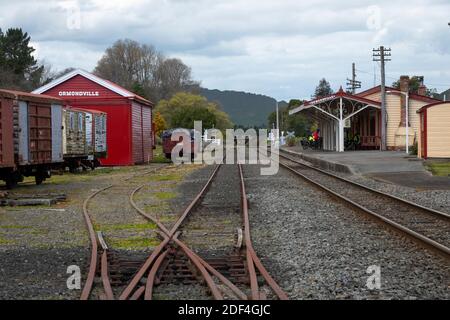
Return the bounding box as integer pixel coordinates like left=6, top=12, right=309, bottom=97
left=35, top=170, right=50, bottom=185
left=5, top=177, right=18, bottom=190
left=35, top=175, right=45, bottom=185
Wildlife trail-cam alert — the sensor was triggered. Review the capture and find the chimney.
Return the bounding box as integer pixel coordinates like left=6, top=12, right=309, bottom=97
left=399, top=76, right=409, bottom=126
left=399, top=75, right=410, bottom=93
left=417, top=84, right=427, bottom=96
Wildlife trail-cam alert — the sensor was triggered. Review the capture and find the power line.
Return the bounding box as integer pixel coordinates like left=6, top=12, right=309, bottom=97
left=346, top=62, right=361, bottom=94
left=357, top=68, right=450, bottom=88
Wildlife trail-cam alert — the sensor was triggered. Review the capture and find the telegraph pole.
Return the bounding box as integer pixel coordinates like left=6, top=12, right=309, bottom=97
left=276, top=101, right=280, bottom=141
left=373, top=46, right=391, bottom=151
left=346, top=63, right=361, bottom=94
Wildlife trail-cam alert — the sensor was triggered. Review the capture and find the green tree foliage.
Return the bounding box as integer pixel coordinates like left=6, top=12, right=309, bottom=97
left=267, top=99, right=311, bottom=137
left=391, top=76, right=437, bottom=97
left=313, top=78, right=333, bottom=99
left=0, top=28, right=51, bottom=90
left=155, top=92, right=233, bottom=132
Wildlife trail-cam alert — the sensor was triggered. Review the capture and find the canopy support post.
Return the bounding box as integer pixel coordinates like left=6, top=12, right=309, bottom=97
left=339, top=97, right=345, bottom=152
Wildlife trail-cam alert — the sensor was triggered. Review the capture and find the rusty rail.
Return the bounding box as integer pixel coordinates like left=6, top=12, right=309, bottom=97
left=238, top=164, right=289, bottom=300
left=80, top=166, right=167, bottom=300
left=121, top=165, right=225, bottom=300
left=125, top=163, right=288, bottom=300
left=277, top=151, right=450, bottom=260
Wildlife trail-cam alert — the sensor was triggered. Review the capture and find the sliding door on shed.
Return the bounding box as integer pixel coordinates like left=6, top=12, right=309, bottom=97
left=28, top=103, right=52, bottom=163
left=142, top=106, right=152, bottom=162
left=132, top=103, right=144, bottom=164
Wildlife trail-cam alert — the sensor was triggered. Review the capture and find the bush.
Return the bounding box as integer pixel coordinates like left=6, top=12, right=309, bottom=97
left=410, top=142, right=418, bottom=156
left=286, top=136, right=299, bottom=147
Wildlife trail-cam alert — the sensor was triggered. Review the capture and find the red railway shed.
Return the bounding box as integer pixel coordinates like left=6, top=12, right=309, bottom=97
left=33, top=69, right=154, bottom=166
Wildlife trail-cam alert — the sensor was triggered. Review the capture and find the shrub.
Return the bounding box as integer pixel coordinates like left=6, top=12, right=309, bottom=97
left=410, top=142, right=418, bottom=156
left=286, top=136, right=298, bottom=147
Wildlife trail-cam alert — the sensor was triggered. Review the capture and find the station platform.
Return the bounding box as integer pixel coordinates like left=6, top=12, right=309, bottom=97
left=281, top=146, right=450, bottom=190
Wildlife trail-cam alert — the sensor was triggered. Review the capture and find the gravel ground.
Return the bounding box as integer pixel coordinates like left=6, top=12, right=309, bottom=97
left=181, top=164, right=241, bottom=254
left=347, top=175, right=450, bottom=215
left=144, top=163, right=246, bottom=300
left=2, top=153, right=448, bottom=300
left=243, top=163, right=449, bottom=300
left=0, top=164, right=166, bottom=300
left=282, top=150, right=450, bottom=214
left=0, top=248, right=85, bottom=300
left=130, top=163, right=215, bottom=300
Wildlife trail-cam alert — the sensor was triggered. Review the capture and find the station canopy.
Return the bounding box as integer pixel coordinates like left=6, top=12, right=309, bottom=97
left=289, top=87, right=381, bottom=152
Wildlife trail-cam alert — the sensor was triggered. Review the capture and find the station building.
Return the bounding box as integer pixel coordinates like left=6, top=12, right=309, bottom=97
left=417, top=102, right=450, bottom=159
left=290, top=76, right=441, bottom=153
left=33, top=69, right=154, bottom=166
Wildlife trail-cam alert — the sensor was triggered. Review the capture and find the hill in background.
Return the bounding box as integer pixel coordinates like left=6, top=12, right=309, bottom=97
left=200, top=88, right=286, bottom=128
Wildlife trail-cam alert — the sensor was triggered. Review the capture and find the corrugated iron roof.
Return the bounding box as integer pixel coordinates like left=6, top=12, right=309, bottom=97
left=31, top=69, right=153, bottom=107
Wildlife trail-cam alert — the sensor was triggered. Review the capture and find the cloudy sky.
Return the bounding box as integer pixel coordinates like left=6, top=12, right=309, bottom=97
left=1, top=0, right=449, bottom=100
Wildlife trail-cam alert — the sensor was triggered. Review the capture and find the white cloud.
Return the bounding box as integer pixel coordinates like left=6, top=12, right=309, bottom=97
left=0, top=0, right=449, bottom=100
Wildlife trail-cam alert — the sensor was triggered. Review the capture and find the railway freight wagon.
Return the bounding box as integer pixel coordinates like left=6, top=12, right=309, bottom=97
left=62, top=108, right=87, bottom=171
left=62, top=108, right=108, bottom=171
left=76, top=108, right=108, bottom=169
left=77, top=108, right=107, bottom=166
left=0, top=89, right=64, bottom=188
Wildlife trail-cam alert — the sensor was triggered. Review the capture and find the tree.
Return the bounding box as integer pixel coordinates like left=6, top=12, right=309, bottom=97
left=155, top=92, right=233, bottom=132
left=267, top=99, right=311, bottom=137
left=0, top=28, right=52, bottom=90
left=313, top=78, right=333, bottom=99
left=53, top=67, right=77, bottom=79
left=392, top=76, right=437, bottom=97
left=94, top=39, right=199, bottom=102
left=156, top=58, right=199, bottom=101
left=153, top=112, right=167, bottom=137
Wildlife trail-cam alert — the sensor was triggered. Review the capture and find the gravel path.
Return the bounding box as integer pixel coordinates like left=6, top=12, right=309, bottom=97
left=243, top=163, right=449, bottom=300
left=347, top=175, right=450, bottom=215
left=281, top=149, right=450, bottom=214
left=279, top=156, right=449, bottom=246
left=0, top=164, right=165, bottom=300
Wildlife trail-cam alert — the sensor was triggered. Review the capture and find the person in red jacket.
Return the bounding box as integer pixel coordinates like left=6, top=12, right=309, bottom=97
left=313, top=129, right=320, bottom=142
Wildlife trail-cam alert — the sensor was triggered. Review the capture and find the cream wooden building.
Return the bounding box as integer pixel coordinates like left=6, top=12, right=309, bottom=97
left=417, top=102, right=450, bottom=159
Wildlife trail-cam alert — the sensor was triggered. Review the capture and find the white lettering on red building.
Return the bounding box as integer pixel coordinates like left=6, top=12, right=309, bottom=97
left=58, top=91, right=100, bottom=97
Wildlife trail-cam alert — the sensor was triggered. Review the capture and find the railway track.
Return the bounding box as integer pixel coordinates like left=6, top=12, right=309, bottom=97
left=275, top=149, right=450, bottom=260
left=81, top=163, right=288, bottom=300
left=80, top=164, right=169, bottom=300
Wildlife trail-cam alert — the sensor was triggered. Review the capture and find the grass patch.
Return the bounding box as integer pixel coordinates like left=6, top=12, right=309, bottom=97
left=0, top=234, right=13, bottom=245
left=93, top=222, right=157, bottom=232
left=158, top=215, right=177, bottom=223
left=425, top=161, right=450, bottom=177
left=108, top=236, right=160, bottom=249
left=151, top=145, right=172, bottom=164
left=154, top=192, right=177, bottom=200
left=3, top=205, right=51, bottom=211
left=149, top=173, right=182, bottom=182
left=143, top=203, right=169, bottom=214
left=0, top=225, right=32, bottom=230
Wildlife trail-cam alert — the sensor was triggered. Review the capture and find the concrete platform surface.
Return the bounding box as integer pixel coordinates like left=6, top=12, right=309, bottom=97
left=282, top=146, right=450, bottom=190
